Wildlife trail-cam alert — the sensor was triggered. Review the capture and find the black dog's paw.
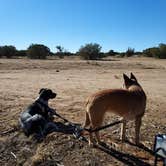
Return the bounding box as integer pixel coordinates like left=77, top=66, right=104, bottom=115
left=32, top=133, right=44, bottom=143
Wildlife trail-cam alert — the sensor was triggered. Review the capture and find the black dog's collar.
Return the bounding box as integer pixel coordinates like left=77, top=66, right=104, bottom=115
left=35, top=99, right=49, bottom=110
left=34, top=98, right=56, bottom=116
left=36, top=97, right=48, bottom=105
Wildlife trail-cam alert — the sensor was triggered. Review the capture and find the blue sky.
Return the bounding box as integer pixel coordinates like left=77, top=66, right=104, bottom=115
left=0, top=0, right=166, bottom=53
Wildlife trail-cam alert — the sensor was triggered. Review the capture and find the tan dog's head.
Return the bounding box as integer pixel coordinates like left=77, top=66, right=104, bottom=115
left=123, top=73, right=140, bottom=89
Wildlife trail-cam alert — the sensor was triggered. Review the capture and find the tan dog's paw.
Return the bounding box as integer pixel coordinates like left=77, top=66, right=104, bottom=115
left=89, top=141, right=95, bottom=148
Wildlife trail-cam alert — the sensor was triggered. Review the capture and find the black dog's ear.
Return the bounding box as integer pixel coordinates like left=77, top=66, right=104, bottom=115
left=39, top=88, right=45, bottom=94
left=130, top=72, right=137, bottom=82
left=123, top=73, right=130, bottom=82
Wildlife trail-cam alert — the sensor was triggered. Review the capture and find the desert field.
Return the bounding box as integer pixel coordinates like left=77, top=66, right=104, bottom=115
left=0, top=57, right=165, bottom=166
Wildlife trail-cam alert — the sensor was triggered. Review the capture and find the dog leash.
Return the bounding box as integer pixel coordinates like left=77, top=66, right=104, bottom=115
left=53, top=112, right=69, bottom=123
left=84, top=120, right=123, bottom=133
left=52, top=112, right=88, bottom=142
left=0, top=126, right=19, bottom=136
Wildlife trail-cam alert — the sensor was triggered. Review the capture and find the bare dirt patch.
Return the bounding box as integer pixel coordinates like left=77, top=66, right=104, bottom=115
left=0, top=57, right=165, bottom=165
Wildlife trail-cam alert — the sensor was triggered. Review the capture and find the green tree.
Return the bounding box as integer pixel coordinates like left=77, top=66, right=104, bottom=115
left=143, top=48, right=153, bottom=57
left=159, top=43, right=166, bottom=59
left=106, top=49, right=118, bottom=56
left=0, top=45, right=16, bottom=58
left=150, top=47, right=160, bottom=58
left=143, top=44, right=166, bottom=59
left=27, top=44, right=50, bottom=59
left=125, top=47, right=135, bottom=57
left=16, top=50, right=27, bottom=57
left=56, top=45, right=65, bottom=58
left=56, top=45, right=64, bottom=53
left=0, top=47, right=2, bottom=58
left=77, top=43, right=102, bottom=60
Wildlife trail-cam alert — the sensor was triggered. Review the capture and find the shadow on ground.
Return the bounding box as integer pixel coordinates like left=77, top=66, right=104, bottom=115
left=95, top=141, right=154, bottom=166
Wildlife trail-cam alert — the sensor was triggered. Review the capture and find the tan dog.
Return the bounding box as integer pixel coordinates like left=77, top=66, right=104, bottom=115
left=84, top=73, right=146, bottom=146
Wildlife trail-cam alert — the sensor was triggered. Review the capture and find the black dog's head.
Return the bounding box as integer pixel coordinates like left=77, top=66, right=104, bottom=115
left=39, top=88, right=57, bottom=101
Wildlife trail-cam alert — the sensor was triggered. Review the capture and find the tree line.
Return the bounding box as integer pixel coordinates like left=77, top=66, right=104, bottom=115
left=0, top=43, right=166, bottom=60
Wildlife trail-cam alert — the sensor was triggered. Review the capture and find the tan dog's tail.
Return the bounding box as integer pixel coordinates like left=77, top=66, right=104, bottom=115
left=84, top=111, right=90, bottom=128
left=84, top=98, right=91, bottom=127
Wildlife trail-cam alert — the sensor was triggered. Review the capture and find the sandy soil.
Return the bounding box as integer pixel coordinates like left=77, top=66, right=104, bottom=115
left=0, top=57, right=165, bottom=166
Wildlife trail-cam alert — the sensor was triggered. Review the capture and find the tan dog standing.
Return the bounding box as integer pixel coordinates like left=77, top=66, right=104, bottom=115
left=84, top=73, right=146, bottom=146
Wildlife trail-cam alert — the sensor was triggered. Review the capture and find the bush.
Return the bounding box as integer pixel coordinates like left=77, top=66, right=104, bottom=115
left=150, top=47, right=160, bottom=58
left=27, top=44, right=50, bottom=59
left=119, top=52, right=125, bottom=57
left=143, top=44, right=166, bottom=59
left=158, top=43, right=166, bottom=59
left=55, top=45, right=65, bottom=58
left=134, top=51, right=142, bottom=55
left=77, top=43, right=102, bottom=60
left=143, top=48, right=152, bottom=57
left=16, top=50, right=27, bottom=57
left=125, top=47, right=135, bottom=57
left=0, top=47, right=2, bottom=58
left=54, top=51, right=74, bottom=58
left=0, top=45, right=17, bottom=58
left=143, top=47, right=158, bottom=57
left=105, top=50, right=118, bottom=56
left=55, top=45, right=74, bottom=58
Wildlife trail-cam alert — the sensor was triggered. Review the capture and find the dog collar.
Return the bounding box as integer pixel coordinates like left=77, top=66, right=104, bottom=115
left=35, top=98, right=48, bottom=106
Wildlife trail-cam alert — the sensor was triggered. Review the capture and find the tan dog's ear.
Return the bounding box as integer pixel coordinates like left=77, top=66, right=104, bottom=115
left=130, top=72, right=137, bottom=82
left=123, top=73, right=133, bottom=88
left=123, top=73, right=130, bottom=82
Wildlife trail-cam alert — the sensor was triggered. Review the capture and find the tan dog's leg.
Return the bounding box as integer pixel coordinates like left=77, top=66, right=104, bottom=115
left=84, top=111, right=90, bottom=128
left=89, top=129, right=94, bottom=147
left=87, top=111, right=95, bottom=146
left=88, top=109, right=104, bottom=146
left=95, top=131, right=101, bottom=144
left=84, top=110, right=94, bottom=146
left=120, top=119, right=127, bottom=142
left=135, top=116, right=142, bottom=145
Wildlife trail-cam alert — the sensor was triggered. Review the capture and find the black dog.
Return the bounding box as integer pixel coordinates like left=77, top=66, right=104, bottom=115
left=20, top=88, right=57, bottom=139
left=20, top=88, right=83, bottom=142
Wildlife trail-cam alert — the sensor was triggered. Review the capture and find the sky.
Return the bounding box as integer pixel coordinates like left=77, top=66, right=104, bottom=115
left=0, top=0, right=166, bottom=53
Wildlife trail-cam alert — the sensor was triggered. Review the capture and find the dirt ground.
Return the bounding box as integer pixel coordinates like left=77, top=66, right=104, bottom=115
left=0, top=57, right=165, bottom=166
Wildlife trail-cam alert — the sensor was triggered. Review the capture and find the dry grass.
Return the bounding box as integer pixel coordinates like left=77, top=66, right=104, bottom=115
left=0, top=57, right=165, bottom=165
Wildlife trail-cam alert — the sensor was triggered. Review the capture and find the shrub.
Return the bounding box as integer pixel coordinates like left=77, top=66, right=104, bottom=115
left=158, top=43, right=166, bottom=59
left=134, top=51, right=142, bottom=56
left=0, top=47, right=2, bottom=58
left=150, top=47, right=160, bottom=58
left=0, top=45, right=17, bottom=58
left=143, top=48, right=153, bottom=57
left=125, top=47, right=135, bottom=57
left=144, top=47, right=160, bottom=57
left=119, top=52, right=125, bottom=57
left=55, top=45, right=74, bottom=58
left=55, top=45, right=64, bottom=58
left=27, top=44, right=50, bottom=59
left=16, top=50, right=27, bottom=57
left=54, top=51, right=74, bottom=58
left=143, top=44, right=166, bottom=59
left=105, top=50, right=118, bottom=57
left=77, top=43, right=102, bottom=60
